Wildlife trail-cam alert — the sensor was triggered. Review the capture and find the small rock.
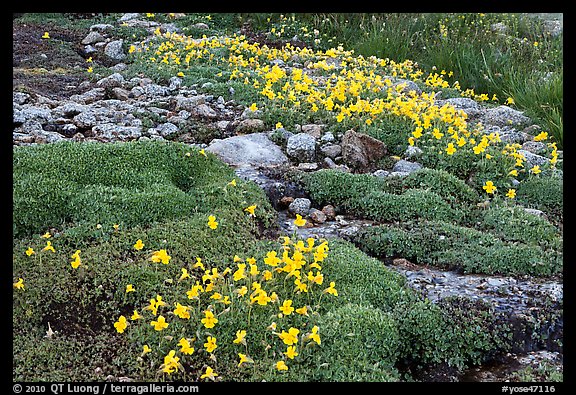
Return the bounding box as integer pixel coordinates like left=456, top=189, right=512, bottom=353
left=110, top=63, right=128, bottom=72
left=301, top=124, right=325, bottom=139
left=206, top=133, right=289, bottom=167
left=104, top=40, right=126, bottom=61
left=191, top=104, right=218, bottom=119
left=388, top=171, right=410, bottom=177
left=297, top=162, right=319, bottom=171
left=286, top=133, right=317, bottom=162
left=309, top=208, right=327, bottom=224
left=339, top=226, right=360, bottom=239
left=215, top=120, right=229, bottom=131
left=192, top=22, right=209, bottom=30
left=268, top=128, right=293, bottom=144
left=119, top=13, right=140, bottom=22
left=321, top=205, right=336, bottom=221
left=288, top=198, right=311, bottom=216
left=279, top=196, right=295, bottom=208
left=92, top=124, right=142, bottom=141
left=112, top=87, right=131, bottom=101
left=81, top=31, right=105, bottom=45
left=70, top=88, right=106, bottom=104
left=487, top=278, right=506, bottom=287
left=156, top=122, right=179, bottom=138
left=320, top=132, right=335, bottom=143
left=405, top=145, right=423, bottom=159
left=341, top=130, right=387, bottom=172
left=13, top=92, right=30, bottom=105
left=90, top=23, right=114, bottom=32
left=240, top=107, right=262, bottom=120
left=523, top=208, right=548, bottom=221
left=517, top=149, right=550, bottom=169
left=83, top=45, right=98, bottom=55
left=61, top=123, right=78, bottom=137
left=72, top=112, right=97, bottom=128
left=491, top=22, right=509, bottom=34
left=71, top=132, right=85, bottom=142
left=173, top=95, right=206, bottom=111
left=323, top=157, right=338, bottom=169
left=392, top=159, right=422, bottom=174
left=33, top=130, right=66, bottom=144
left=392, top=78, right=422, bottom=95
left=96, top=73, right=125, bottom=89
left=235, top=118, right=266, bottom=134
left=521, top=141, right=547, bottom=155
left=168, top=77, right=182, bottom=91
left=482, top=105, right=531, bottom=128
left=373, top=169, right=390, bottom=178
left=320, top=143, right=342, bottom=159
left=144, top=84, right=170, bottom=97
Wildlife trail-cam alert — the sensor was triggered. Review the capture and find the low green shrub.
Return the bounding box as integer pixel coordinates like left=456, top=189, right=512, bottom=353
left=358, top=189, right=456, bottom=222
left=479, top=205, right=560, bottom=245
left=301, top=169, right=387, bottom=208
left=13, top=140, right=276, bottom=238
left=301, top=170, right=460, bottom=223
left=393, top=299, right=447, bottom=368
left=394, top=297, right=513, bottom=370
left=353, top=220, right=561, bottom=276
left=319, top=239, right=417, bottom=312
left=402, top=168, right=480, bottom=207
left=295, top=303, right=402, bottom=381
left=515, top=175, right=563, bottom=223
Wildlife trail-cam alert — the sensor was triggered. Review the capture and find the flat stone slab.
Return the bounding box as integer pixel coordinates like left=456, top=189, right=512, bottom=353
left=206, top=132, right=289, bottom=167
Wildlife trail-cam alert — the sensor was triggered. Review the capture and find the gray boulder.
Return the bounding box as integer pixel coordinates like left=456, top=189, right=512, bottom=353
left=392, top=159, right=422, bottom=174
left=517, top=150, right=550, bottom=169
left=481, top=105, right=531, bottom=128
left=156, top=123, right=179, bottom=138
left=104, top=40, right=126, bottom=61
left=288, top=198, right=312, bottom=216
left=206, top=133, right=289, bottom=167
left=81, top=31, right=105, bottom=45
left=286, top=133, right=317, bottom=162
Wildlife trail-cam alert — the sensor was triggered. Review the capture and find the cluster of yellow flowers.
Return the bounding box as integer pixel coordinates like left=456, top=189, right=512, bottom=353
left=17, top=168, right=336, bottom=380
left=129, top=25, right=556, bottom=195
left=114, top=215, right=336, bottom=380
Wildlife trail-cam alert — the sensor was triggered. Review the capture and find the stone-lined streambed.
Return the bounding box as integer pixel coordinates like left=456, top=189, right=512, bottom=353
left=234, top=164, right=563, bottom=382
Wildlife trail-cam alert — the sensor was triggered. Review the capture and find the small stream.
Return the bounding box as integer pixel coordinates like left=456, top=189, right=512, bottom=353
left=235, top=165, right=563, bottom=381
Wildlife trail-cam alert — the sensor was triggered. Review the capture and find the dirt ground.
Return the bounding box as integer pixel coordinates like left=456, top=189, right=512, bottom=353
left=13, top=16, right=97, bottom=100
